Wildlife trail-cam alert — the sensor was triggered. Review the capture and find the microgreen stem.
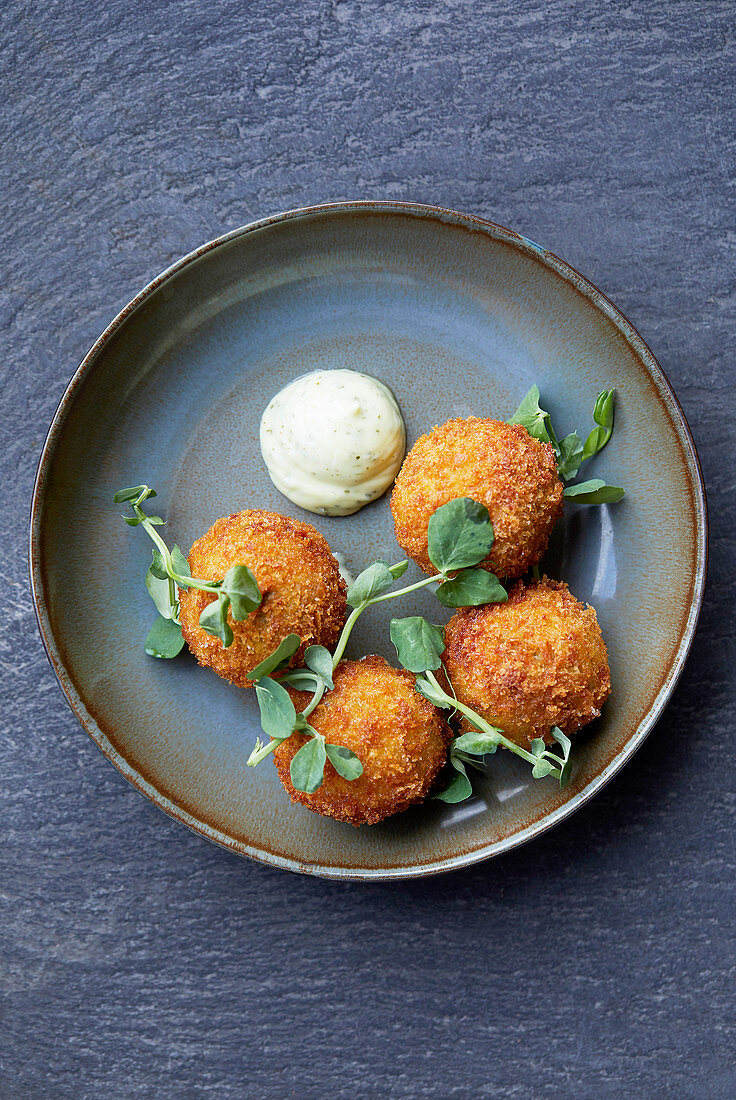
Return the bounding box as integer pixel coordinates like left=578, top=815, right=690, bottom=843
left=422, top=671, right=563, bottom=777
left=331, top=570, right=444, bottom=670
left=247, top=738, right=283, bottom=766
left=135, top=508, right=220, bottom=595
left=330, top=605, right=364, bottom=669
left=369, top=572, right=444, bottom=605
left=301, top=682, right=326, bottom=718
left=139, top=516, right=179, bottom=609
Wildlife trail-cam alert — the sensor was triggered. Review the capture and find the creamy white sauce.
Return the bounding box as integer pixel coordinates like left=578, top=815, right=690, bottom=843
left=260, top=369, right=406, bottom=516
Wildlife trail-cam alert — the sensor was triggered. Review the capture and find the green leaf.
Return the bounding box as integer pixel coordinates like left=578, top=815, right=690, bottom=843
left=557, top=432, right=584, bottom=480
left=595, top=389, right=614, bottom=421
left=529, top=737, right=547, bottom=758
left=509, top=385, right=559, bottom=450
left=455, top=750, right=490, bottom=771
left=124, top=516, right=143, bottom=526
left=325, top=743, right=363, bottom=781
left=248, top=633, right=301, bottom=679
left=255, top=676, right=297, bottom=739
left=346, top=561, right=397, bottom=607
left=144, top=615, right=185, bottom=658
left=559, top=759, right=573, bottom=787
left=145, top=564, right=176, bottom=619
left=415, top=675, right=451, bottom=709
left=433, top=758, right=473, bottom=803
left=436, top=567, right=507, bottom=607
left=390, top=616, right=444, bottom=673
left=563, top=479, right=625, bottom=504
left=304, top=645, right=334, bottom=690
left=148, top=548, right=168, bottom=580
left=582, top=389, right=615, bottom=460
left=171, top=545, right=191, bottom=580
left=290, top=735, right=327, bottom=793
left=221, top=564, right=261, bottom=620
left=198, top=593, right=234, bottom=647
left=453, top=729, right=501, bottom=755
left=552, top=727, right=572, bottom=760
left=389, top=560, right=409, bottom=579
left=113, top=485, right=155, bottom=504
left=427, top=498, right=495, bottom=573
left=532, top=758, right=555, bottom=779
left=509, top=385, right=548, bottom=439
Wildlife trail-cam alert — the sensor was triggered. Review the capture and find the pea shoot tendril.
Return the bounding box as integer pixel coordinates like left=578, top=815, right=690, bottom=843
left=510, top=385, right=625, bottom=502
left=113, top=484, right=261, bottom=657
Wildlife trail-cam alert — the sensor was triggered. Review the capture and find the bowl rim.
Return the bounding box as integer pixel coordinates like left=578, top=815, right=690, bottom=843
left=28, top=199, right=709, bottom=880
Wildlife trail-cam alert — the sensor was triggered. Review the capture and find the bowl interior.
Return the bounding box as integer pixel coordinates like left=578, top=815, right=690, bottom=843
left=32, top=206, right=704, bottom=877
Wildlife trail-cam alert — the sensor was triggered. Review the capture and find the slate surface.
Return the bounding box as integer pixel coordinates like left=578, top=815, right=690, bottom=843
left=2, top=2, right=734, bottom=1097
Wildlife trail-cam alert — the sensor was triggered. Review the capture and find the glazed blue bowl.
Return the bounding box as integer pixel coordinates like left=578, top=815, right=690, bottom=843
left=30, top=202, right=707, bottom=878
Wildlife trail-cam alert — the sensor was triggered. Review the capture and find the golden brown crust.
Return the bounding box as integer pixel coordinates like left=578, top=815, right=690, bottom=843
left=273, top=655, right=452, bottom=826
left=178, top=511, right=346, bottom=688
left=443, top=577, right=611, bottom=746
left=390, top=418, right=563, bottom=579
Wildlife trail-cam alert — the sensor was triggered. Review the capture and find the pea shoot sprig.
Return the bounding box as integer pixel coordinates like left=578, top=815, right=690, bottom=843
left=389, top=615, right=572, bottom=801
left=510, top=386, right=625, bottom=504
left=113, top=485, right=262, bottom=658
left=244, top=638, right=365, bottom=794
left=246, top=496, right=510, bottom=794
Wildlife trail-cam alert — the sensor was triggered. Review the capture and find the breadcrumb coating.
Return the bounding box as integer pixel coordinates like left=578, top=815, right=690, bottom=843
left=443, top=578, right=611, bottom=746
left=390, top=417, right=563, bottom=579
left=274, top=655, right=451, bottom=825
left=178, top=511, right=346, bottom=688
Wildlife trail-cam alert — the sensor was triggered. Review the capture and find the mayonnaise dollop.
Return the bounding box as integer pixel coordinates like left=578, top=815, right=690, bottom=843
left=260, top=369, right=406, bottom=516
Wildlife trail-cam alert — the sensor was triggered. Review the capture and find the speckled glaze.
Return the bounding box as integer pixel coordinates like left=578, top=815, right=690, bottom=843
left=29, top=202, right=707, bottom=880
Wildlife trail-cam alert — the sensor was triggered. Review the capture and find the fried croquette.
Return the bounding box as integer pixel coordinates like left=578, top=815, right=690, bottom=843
left=443, top=578, right=611, bottom=746
left=178, top=511, right=346, bottom=688
left=390, top=418, right=563, bottom=579
left=273, top=655, right=451, bottom=825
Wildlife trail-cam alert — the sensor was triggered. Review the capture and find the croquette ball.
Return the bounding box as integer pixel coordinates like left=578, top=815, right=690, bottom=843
left=443, top=578, right=611, bottom=746
left=273, top=655, right=451, bottom=825
left=390, top=418, right=563, bottom=579
left=178, top=511, right=346, bottom=688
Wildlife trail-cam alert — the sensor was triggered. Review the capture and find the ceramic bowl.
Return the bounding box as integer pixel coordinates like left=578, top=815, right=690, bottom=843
left=29, top=202, right=707, bottom=879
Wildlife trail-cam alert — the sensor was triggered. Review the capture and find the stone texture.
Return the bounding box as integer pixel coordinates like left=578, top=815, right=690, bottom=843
left=1, top=1, right=734, bottom=1097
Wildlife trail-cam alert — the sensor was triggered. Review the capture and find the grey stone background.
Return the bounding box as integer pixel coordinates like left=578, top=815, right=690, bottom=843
left=2, top=1, right=734, bottom=1097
